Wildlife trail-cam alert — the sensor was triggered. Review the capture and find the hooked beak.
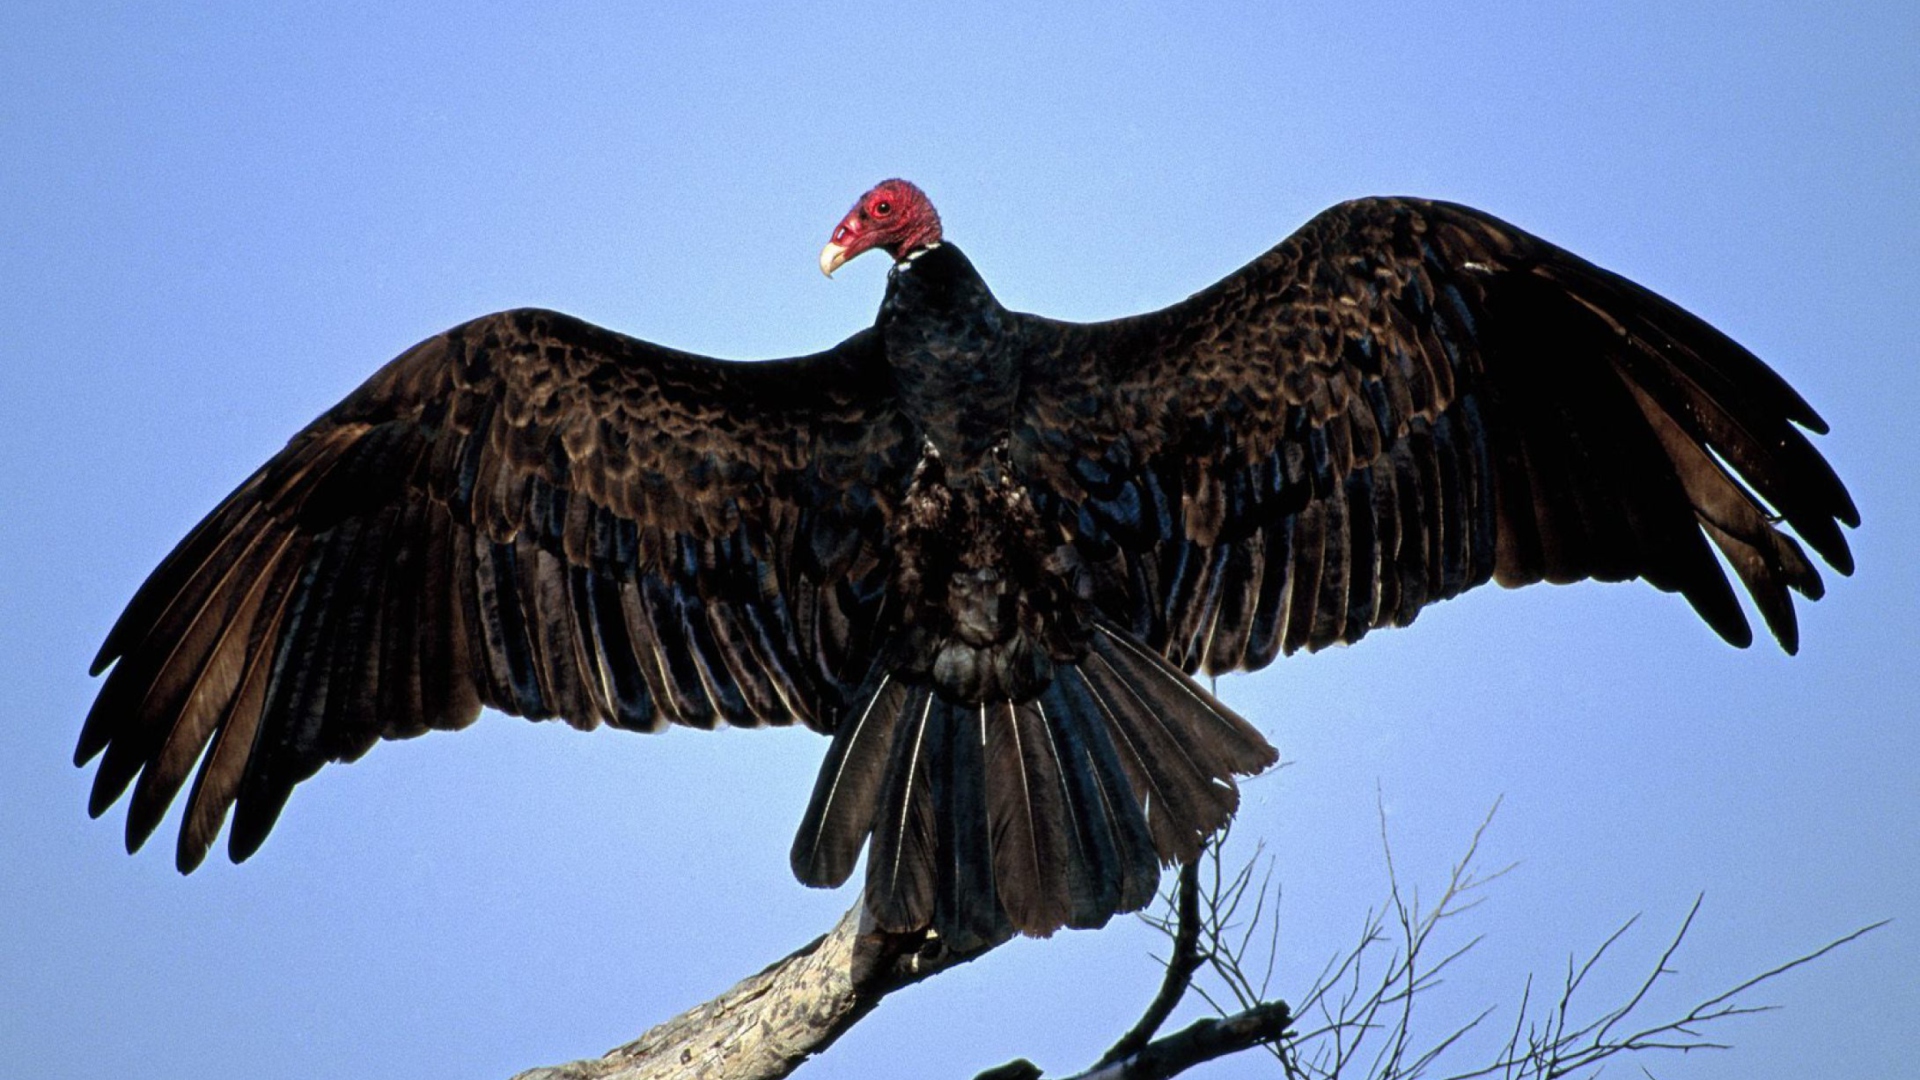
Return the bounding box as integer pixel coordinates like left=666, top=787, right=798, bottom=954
left=819, top=240, right=849, bottom=278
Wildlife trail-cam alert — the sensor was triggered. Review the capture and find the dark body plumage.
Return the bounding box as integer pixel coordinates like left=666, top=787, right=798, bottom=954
left=79, top=197, right=1856, bottom=944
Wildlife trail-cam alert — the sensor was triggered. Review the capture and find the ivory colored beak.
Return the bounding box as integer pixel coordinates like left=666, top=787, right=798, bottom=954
left=819, top=241, right=849, bottom=278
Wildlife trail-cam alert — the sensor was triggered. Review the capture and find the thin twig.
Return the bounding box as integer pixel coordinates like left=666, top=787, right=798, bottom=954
left=1098, top=861, right=1207, bottom=1067
left=1146, top=802, right=1878, bottom=1080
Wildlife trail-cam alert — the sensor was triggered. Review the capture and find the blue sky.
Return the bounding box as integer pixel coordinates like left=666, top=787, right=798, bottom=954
left=3, top=3, right=1915, bottom=1078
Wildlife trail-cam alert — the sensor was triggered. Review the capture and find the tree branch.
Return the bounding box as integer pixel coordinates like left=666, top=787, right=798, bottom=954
left=971, top=1001, right=1294, bottom=1080
left=510, top=808, right=1878, bottom=1080
left=1083, top=1001, right=1294, bottom=1080
left=1098, top=861, right=1206, bottom=1067
left=512, top=903, right=1000, bottom=1080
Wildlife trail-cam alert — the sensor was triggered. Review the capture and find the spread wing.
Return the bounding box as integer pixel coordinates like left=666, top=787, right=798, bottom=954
left=1015, top=198, right=1857, bottom=674
left=79, top=308, right=918, bottom=870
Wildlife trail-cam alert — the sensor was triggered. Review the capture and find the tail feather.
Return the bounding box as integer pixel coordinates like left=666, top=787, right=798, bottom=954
left=1039, top=668, right=1165, bottom=924
left=1089, top=624, right=1279, bottom=776
left=984, top=700, right=1073, bottom=935
left=790, top=672, right=906, bottom=887
left=1076, top=652, right=1235, bottom=864
left=928, top=699, right=1009, bottom=950
left=863, top=682, right=938, bottom=933
left=792, top=621, right=1278, bottom=941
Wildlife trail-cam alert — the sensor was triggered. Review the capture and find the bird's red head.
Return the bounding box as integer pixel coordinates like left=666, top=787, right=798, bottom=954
left=820, top=179, right=943, bottom=276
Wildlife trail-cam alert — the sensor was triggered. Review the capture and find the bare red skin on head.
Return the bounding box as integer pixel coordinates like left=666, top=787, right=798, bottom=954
left=827, top=179, right=943, bottom=265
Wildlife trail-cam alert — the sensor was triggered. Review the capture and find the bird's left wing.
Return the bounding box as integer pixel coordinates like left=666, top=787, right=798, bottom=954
left=79, top=308, right=918, bottom=870
left=1013, top=198, right=1856, bottom=675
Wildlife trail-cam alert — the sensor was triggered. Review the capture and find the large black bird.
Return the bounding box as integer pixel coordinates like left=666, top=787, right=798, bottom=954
left=79, top=180, right=1856, bottom=945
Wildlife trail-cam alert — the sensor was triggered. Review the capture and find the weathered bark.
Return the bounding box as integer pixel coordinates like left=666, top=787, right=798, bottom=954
left=509, top=864, right=1295, bottom=1080
left=510, top=903, right=999, bottom=1080
left=504, top=816, right=1878, bottom=1080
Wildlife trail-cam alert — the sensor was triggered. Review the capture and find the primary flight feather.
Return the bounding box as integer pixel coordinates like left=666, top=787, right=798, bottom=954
left=79, top=180, right=1856, bottom=944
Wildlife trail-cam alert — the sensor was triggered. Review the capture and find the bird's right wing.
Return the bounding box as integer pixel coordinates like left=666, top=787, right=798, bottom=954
left=1016, top=198, right=1857, bottom=674
left=79, top=308, right=919, bottom=872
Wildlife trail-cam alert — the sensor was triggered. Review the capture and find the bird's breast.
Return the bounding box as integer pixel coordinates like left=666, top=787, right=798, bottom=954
left=887, top=439, right=1087, bottom=705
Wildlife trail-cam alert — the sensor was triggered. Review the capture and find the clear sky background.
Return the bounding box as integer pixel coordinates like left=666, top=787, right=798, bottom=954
left=3, top=3, right=1914, bottom=1078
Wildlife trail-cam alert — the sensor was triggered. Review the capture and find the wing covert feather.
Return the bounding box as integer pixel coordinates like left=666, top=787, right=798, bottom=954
left=1015, top=198, right=1856, bottom=672
left=81, top=308, right=916, bottom=868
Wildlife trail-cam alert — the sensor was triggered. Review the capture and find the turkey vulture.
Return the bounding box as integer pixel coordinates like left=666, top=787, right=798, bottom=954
left=78, top=180, right=1856, bottom=945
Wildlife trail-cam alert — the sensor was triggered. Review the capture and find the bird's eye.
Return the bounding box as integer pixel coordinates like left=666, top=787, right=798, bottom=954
left=874, top=200, right=893, bottom=216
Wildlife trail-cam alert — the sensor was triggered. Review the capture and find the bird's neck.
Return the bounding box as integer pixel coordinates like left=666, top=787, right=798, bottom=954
left=879, top=243, right=1023, bottom=468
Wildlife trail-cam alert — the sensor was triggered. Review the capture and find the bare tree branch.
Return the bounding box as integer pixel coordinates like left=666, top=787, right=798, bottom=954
left=1098, top=861, right=1208, bottom=1067
left=975, top=1001, right=1295, bottom=1080
left=512, top=903, right=1000, bottom=1080
left=510, top=801, right=1879, bottom=1080
left=1161, top=806, right=1882, bottom=1080
left=1082, top=1002, right=1294, bottom=1080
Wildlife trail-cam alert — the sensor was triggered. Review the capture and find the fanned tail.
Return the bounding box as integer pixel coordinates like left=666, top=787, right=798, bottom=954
left=790, top=620, right=1277, bottom=942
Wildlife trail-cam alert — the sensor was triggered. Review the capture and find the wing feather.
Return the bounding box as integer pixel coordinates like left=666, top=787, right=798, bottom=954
left=82, top=308, right=914, bottom=869
left=1015, top=198, right=1855, bottom=666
